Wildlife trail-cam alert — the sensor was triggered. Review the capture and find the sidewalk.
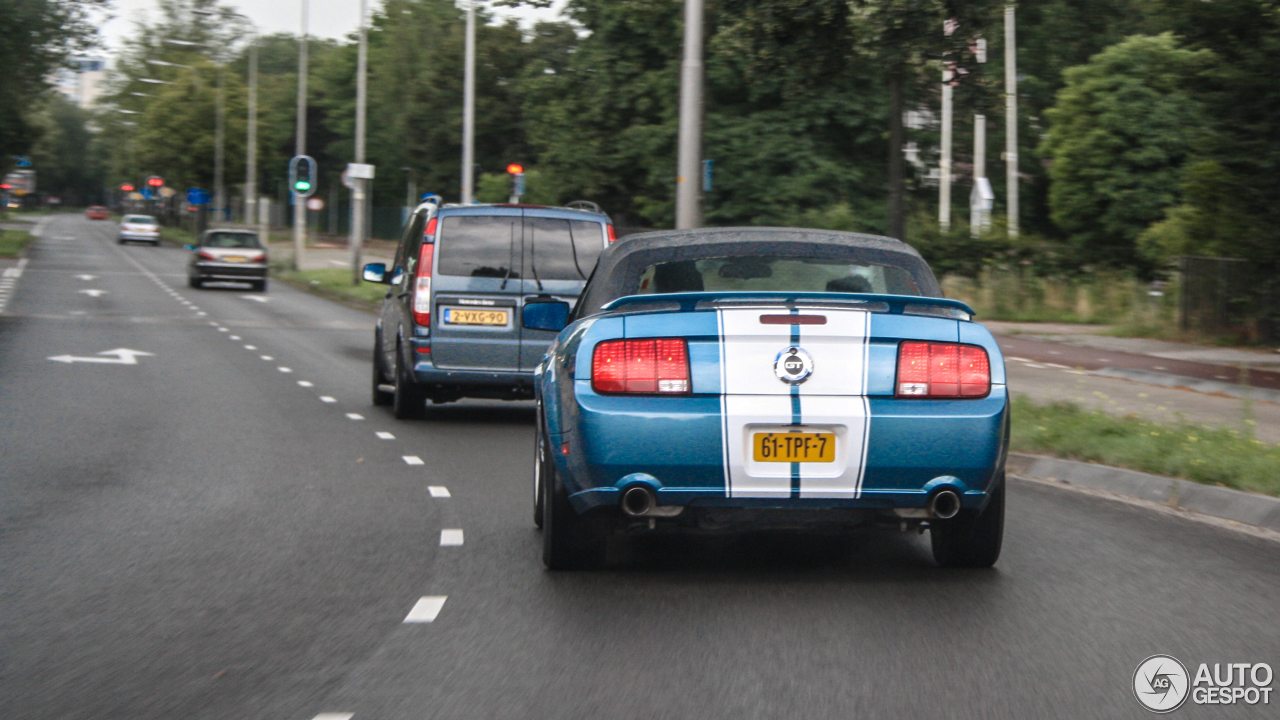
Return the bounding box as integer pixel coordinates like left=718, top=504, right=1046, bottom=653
left=266, top=237, right=395, bottom=272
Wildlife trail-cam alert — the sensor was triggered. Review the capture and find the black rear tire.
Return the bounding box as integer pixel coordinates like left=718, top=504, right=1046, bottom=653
left=541, top=450, right=607, bottom=570
left=931, top=478, right=1004, bottom=568
left=371, top=341, right=394, bottom=406
left=255, top=279, right=268, bottom=292
left=391, top=343, right=427, bottom=419
left=534, top=407, right=547, bottom=529
left=189, top=276, right=203, bottom=289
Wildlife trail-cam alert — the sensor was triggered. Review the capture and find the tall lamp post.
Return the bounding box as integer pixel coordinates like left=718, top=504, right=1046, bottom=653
left=461, top=0, right=476, bottom=204
left=295, top=0, right=310, bottom=270
left=675, top=0, right=704, bottom=229
left=349, top=0, right=369, bottom=284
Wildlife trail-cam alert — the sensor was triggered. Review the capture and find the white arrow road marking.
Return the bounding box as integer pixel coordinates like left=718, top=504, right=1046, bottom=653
left=440, top=529, right=464, bottom=546
left=403, top=596, right=447, bottom=623
left=78, top=289, right=107, bottom=298
left=428, top=486, right=450, bottom=497
left=241, top=295, right=270, bottom=303
left=47, top=348, right=154, bottom=365
left=75, top=274, right=97, bottom=281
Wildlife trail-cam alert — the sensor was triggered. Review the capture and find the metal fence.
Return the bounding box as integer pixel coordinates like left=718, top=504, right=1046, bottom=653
left=1179, top=256, right=1280, bottom=342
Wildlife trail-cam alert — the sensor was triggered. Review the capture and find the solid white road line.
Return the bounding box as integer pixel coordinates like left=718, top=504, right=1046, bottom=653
left=345, top=413, right=364, bottom=420
left=298, top=380, right=314, bottom=387
left=403, top=596, right=447, bottom=623
left=376, top=431, right=395, bottom=440
left=1007, top=356, right=1031, bottom=363
left=403, top=455, right=424, bottom=465
left=428, top=486, right=450, bottom=497
left=440, top=529, right=464, bottom=546
left=320, top=396, right=336, bottom=403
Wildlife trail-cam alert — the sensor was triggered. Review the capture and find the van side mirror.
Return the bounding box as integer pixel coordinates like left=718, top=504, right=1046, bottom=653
left=362, top=263, right=388, bottom=283
left=523, top=299, right=570, bottom=332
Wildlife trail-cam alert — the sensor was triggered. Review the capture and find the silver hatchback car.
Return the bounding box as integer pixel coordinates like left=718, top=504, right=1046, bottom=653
left=187, top=229, right=269, bottom=291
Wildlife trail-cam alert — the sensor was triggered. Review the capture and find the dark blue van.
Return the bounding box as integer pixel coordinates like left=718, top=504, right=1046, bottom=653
left=363, top=201, right=615, bottom=418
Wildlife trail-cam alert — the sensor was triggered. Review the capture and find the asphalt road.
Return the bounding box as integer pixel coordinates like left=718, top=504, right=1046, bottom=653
left=2, top=215, right=1277, bottom=719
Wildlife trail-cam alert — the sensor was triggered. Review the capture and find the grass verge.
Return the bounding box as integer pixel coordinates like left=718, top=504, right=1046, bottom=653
left=160, top=226, right=195, bottom=246
left=1010, top=395, right=1280, bottom=497
left=274, top=268, right=385, bottom=311
left=0, top=228, right=33, bottom=257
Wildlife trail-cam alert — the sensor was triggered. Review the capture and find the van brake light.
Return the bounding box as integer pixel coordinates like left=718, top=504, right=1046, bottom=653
left=412, top=243, right=434, bottom=327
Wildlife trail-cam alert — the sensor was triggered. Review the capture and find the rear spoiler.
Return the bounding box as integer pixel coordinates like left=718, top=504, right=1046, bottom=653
left=600, top=291, right=976, bottom=319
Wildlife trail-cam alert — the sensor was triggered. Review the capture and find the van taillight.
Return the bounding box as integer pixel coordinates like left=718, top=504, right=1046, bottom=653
left=424, top=217, right=437, bottom=238
left=413, top=243, right=434, bottom=327
left=897, top=342, right=990, bottom=398
left=607, top=224, right=617, bottom=242
left=592, top=339, right=690, bottom=394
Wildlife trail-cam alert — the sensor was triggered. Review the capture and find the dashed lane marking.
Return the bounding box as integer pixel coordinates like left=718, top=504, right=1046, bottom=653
left=218, top=327, right=228, bottom=332
left=1025, top=363, right=1047, bottom=369
left=278, top=367, right=292, bottom=373
left=1007, top=356, right=1031, bottom=363
left=403, top=455, right=424, bottom=465
left=242, top=295, right=269, bottom=303
left=440, top=529, right=464, bottom=546
left=196, top=311, right=207, bottom=316
left=244, top=345, right=257, bottom=350
left=1044, top=362, right=1070, bottom=369
left=428, top=486, right=450, bottom=497
left=403, top=596, right=447, bottom=623
left=345, top=413, right=364, bottom=420
left=319, top=396, right=336, bottom=403
left=229, top=335, right=240, bottom=340
left=376, top=431, right=395, bottom=440
left=312, top=715, right=354, bottom=720
left=298, top=380, right=314, bottom=387
left=260, top=355, right=274, bottom=361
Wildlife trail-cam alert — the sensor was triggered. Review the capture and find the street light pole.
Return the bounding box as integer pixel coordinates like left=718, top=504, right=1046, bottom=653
left=1004, top=4, right=1019, bottom=238
left=294, top=0, right=309, bottom=270
left=349, top=0, right=368, bottom=285
left=245, top=36, right=258, bottom=226
left=675, top=0, right=704, bottom=229
left=214, top=63, right=225, bottom=221
left=461, top=0, right=476, bottom=204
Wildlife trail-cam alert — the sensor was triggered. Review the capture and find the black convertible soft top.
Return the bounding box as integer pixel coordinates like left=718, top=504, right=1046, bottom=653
left=574, top=227, right=942, bottom=317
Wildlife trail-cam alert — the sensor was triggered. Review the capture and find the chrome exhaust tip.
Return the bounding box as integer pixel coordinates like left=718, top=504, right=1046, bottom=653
left=621, top=486, right=656, bottom=517
left=928, top=489, right=961, bottom=520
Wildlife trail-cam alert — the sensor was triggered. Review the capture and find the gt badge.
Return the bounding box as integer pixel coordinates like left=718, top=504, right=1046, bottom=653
left=774, top=347, right=814, bottom=384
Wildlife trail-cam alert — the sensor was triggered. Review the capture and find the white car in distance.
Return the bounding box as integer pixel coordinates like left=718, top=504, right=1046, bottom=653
left=118, top=214, right=161, bottom=246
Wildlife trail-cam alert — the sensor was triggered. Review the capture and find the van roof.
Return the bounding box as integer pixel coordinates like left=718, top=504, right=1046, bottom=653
left=434, top=204, right=610, bottom=221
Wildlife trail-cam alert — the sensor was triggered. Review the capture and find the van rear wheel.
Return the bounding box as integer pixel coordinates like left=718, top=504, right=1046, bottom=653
left=371, top=341, right=393, bottom=406
left=391, top=344, right=427, bottom=419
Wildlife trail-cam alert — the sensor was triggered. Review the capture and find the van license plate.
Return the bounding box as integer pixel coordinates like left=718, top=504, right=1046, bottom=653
left=752, top=432, right=836, bottom=463
left=444, top=308, right=509, bottom=326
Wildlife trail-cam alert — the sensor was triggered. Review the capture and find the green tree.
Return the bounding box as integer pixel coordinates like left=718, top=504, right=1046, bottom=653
left=27, top=93, right=103, bottom=204
left=0, top=0, right=104, bottom=157
left=1040, top=34, right=1215, bottom=266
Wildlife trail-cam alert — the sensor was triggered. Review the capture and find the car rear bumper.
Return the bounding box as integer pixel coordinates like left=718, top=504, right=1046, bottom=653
left=120, top=232, right=160, bottom=241
left=193, top=262, right=268, bottom=280
left=412, top=357, right=535, bottom=396
left=558, top=386, right=1009, bottom=514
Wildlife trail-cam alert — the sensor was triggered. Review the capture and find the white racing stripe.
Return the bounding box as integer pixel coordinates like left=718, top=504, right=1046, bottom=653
left=717, top=307, right=871, bottom=499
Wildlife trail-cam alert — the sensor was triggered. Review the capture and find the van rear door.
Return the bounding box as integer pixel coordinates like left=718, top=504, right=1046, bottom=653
left=518, top=214, right=608, bottom=370
left=430, top=208, right=524, bottom=371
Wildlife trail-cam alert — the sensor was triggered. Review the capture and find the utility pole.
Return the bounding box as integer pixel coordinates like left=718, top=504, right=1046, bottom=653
left=245, top=35, right=258, bottom=225
left=1005, top=5, right=1018, bottom=237
left=938, top=19, right=955, bottom=232
left=675, top=0, right=704, bottom=229
left=971, top=114, right=986, bottom=236
left=461, top=1, right=476, bottom=204
left=214, top=64, right=225, bottom=222
left=294, top=0, right=309, bottom=270
left=350, top=0, right=368, bottom=284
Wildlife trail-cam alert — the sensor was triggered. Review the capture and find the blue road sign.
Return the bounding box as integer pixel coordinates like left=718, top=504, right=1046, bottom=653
left=140, top=187, right=155, bottom=200
left=186, top=188, right=210, bottom=205
left=14, top=156, right=31, bottom=168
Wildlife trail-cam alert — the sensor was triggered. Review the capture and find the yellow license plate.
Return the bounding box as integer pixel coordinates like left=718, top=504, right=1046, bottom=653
left=224, top=255, right=247, bottom=262
left=753, top=432, right=837, bottom=463
left=445, top=308, right=509, bottom=326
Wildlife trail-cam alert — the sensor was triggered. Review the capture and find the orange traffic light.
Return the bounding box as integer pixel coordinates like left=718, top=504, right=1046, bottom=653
left=506, top=164, right=524, bottom=175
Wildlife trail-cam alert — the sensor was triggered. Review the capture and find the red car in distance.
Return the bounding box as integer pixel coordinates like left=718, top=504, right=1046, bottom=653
left=86, top=206, right=109, bottom=220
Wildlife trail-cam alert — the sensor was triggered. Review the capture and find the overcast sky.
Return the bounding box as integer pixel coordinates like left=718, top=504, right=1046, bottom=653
left=98, top=1, right=566, bottom=58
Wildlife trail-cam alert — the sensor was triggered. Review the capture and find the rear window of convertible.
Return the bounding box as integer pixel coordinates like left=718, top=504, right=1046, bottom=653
left=436, top=216, right=604, bottom=280
left=634, top=256, right=921, bottom=296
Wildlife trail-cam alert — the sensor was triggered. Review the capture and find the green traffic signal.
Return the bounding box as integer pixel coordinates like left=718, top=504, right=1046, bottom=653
left=294, top=180, right=312, bottom=192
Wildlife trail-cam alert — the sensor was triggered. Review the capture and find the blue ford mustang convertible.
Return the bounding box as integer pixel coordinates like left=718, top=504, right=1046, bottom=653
left=525, top=228, right=1008, bottom=569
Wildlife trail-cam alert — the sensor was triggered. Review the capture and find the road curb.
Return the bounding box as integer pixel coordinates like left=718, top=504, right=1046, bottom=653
left=1007, top=452, right=1280, bottom=533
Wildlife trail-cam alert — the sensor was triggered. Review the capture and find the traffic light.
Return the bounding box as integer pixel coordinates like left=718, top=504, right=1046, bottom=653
left=507, top=163, right=525, bottom=201
left=121, top=184, right=135, bottom=192
left=289, top=155, right=317, bottom=198
left=146, top=176, right=164, bottom=188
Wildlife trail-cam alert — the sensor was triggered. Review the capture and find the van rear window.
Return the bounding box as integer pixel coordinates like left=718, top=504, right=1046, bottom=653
left=436, top=215, right=605, bottom=280
left=437, top=216, right=521, bottom=278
